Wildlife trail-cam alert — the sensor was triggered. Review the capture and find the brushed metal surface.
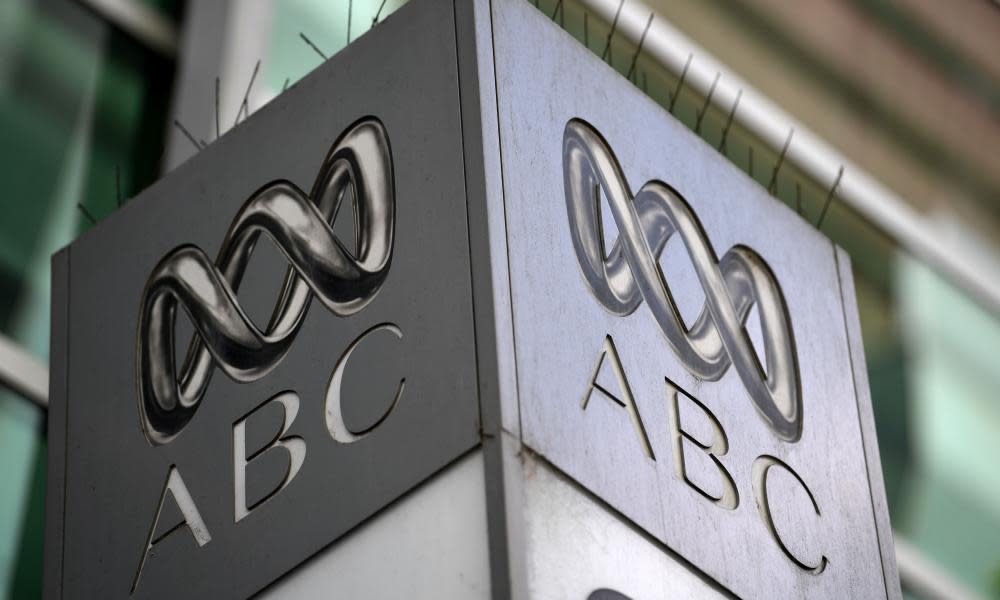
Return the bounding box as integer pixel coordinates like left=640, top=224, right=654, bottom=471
left=520, top=451, right=731, bottom=599
left=490, top=0, right=891, bottom=596
left=836, top=246, right=901, bottom=597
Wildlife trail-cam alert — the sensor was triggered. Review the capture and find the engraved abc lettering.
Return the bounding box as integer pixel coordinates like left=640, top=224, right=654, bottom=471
left=131, top=467, right=211, bottom=594
left=753, top=455, right=828, bottom=574
left=579, top=334, right=824, bottom=574
left=131, top=323, right=407, bottom=593
left=233, top=391, right=306, bottom=523
left=666, top=378, right=738, bottom=510
left=326, top=323, right=405, bottom=444
left=582, top=335, right=655, bottom=460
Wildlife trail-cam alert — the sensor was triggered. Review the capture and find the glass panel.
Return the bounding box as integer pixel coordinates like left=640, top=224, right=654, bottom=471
left=261, top=0, right=409, bottom=94
left=0, top=387, right=44, bottom=598
left=0, top=0, right=106, bottom=360
left=891, top=255, right=1000, bottom=598
left=0, top=0, right=175, bottom=360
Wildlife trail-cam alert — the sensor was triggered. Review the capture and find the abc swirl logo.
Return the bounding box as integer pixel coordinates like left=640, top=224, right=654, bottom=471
left=136, top=117, right=394, bottom=446
left=563, top=118, right=801, bottom=441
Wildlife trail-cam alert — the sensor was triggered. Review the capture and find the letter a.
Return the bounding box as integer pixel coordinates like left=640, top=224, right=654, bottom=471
left=583, top=335, right=656, bottom=460
left=131, top=466, right=211, bottom=594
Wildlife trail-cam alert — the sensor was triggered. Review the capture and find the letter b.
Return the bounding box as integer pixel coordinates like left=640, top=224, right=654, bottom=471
left=233, top=391, right=306, bottom=523
left=666, top=378, right=738, bottom=510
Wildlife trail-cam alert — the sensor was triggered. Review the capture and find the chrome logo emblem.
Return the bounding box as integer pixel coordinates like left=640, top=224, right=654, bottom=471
left=137, top=117, right=395, bottom=445
left=563, top=119, right=801, bottom=441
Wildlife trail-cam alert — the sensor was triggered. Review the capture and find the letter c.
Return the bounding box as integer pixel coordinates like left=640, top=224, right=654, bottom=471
left=325, top=323, right=404, bottom=443
left=752, top=455, right=828, bottom=574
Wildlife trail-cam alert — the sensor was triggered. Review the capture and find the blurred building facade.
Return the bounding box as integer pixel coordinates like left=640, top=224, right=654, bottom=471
left=0, top=0, right=996, bottom=598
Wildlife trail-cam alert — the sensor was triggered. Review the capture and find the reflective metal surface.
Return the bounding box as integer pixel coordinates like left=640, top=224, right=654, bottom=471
left=490, top=0, right=896, bottom=596
left=520, top=448, right=730, bottom=599
left=137, top=118, right=394, bottom=445
left=564, top=118, right=800, bottom=441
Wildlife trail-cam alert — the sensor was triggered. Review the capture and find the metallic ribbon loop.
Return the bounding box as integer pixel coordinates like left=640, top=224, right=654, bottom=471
left=563, top=119, right=801, bottom=441
left=137, top=118, right=395, bottom=445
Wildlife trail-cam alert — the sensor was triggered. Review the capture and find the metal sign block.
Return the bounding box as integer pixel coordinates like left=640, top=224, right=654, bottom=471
left=485, top=0, right=898, bottom=597
left=45, top=0, right=899, bottom=598
left=46, top=2, right=480, bottom=597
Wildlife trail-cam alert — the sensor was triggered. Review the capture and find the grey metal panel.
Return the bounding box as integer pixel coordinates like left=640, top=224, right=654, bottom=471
left=52, top=1, right=480, bottom=597
left=43, top=248, right=70, bottom=599
left=490, top=430, right=532, bottom=600
left=519, top=450, right=733, bottom=599
left=453, top=0, right=521, bottom=439
left=835, top=247, right=902, bottom=600
left=451, top=0, right=527, bottom=597
left=489, top=0, right=893, bottom=597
